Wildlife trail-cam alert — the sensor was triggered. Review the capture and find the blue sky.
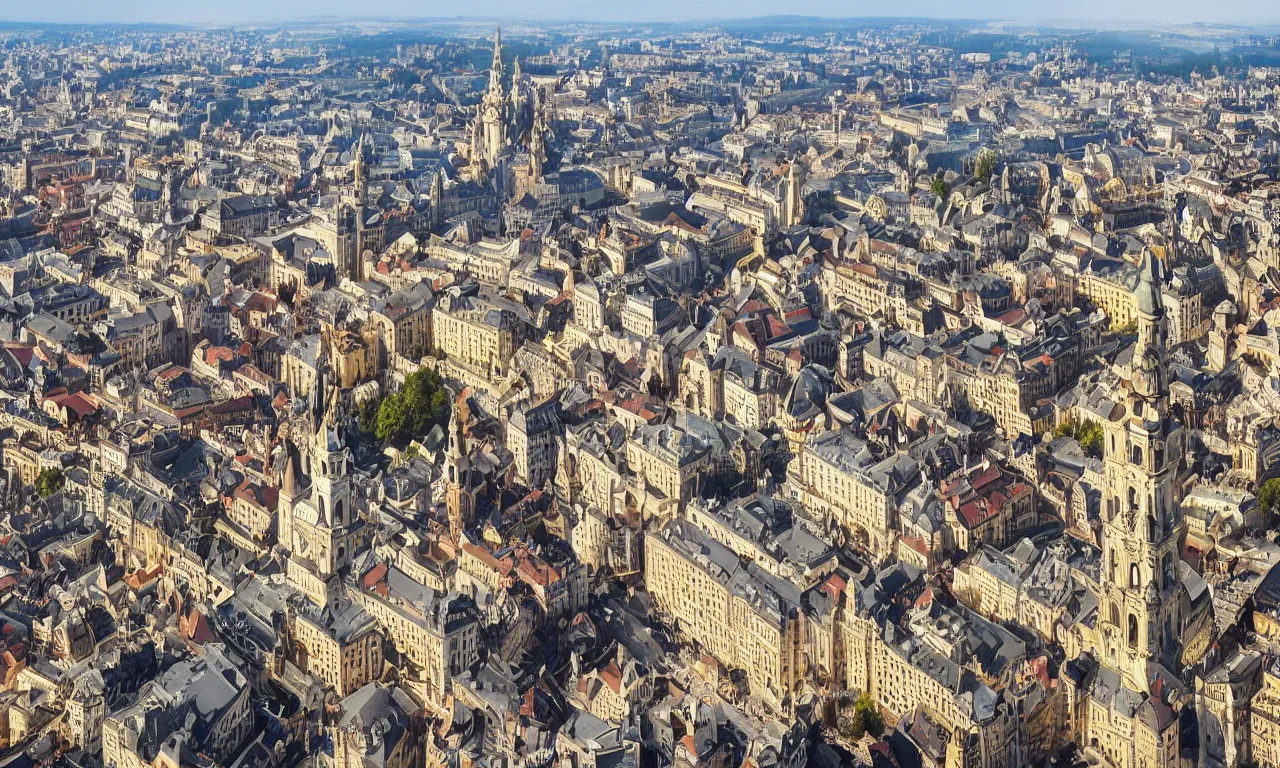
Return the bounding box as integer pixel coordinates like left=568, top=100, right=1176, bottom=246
left=5, top=0, right=1278, bottom=25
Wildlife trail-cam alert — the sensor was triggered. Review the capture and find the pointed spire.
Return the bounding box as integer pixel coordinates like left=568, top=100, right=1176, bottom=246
left=281, top=443, right=300, bottom=498
left=490, top=26, right=504, bottom=89
left=311, top=337, right=330, bottom=434
left=1135, top=247, right=1164, bottom=316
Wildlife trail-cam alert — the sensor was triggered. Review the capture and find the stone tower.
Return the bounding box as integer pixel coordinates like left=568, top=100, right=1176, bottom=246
left=1098, top=248, right=1185, bottom=693
left=480, top=27, right=508, bottom=170
left=312, top=383, right=351, bottom=535
left=350, top=133, right=369, bottom=282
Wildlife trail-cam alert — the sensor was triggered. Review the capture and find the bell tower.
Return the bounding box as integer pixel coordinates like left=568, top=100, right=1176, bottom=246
left=312, top=384, right=351, bottom=534
left=1098, top=247, right=1184, bottom=692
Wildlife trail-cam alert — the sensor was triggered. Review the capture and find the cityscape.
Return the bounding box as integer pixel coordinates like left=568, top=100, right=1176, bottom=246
left=0, top=12, right=1279, bottom=768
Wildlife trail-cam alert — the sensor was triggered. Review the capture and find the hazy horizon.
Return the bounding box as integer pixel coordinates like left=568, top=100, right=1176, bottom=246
left=3, top=1, right=1279, bottom=28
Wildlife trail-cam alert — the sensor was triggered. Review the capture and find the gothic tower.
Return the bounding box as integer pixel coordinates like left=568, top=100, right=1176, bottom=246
left=529, top=88, right=548, bottom=184
left=306, top=382, right=354, bottom=578
left=782, top=159, right=806, bottom=228
left=1098, top=247, right=1184, bottom=693
left=510, top=56, right=524, bottom=125
left=445, top=408, right=473, bottom=541
left=480, top=27, right=508, bottom=171
left=429, top=168, right=444, bottom=230
left=312, top=384, right=352, bottom=534
left=351, top=133, right=369, bottom=282
left=278, top=444, right=302, bottom=554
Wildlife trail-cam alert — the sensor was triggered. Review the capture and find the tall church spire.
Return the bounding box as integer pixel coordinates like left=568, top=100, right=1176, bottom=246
left=1134, top=246, right=1166, bottom=354
left=1097, top=244, right=1183, bottom=694
left=352, top=132, right=367, bottom=193
left=479, top=26, right=509, bottom=172
left=352, top=133, right=369, bottom=281
left=489, top=27, right=504, bottom=95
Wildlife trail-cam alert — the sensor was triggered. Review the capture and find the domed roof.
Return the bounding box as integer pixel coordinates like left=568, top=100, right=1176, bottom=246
left=783, top=365, right=833, bottom=421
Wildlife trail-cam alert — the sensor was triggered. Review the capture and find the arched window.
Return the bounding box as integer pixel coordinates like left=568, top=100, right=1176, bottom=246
left=334, top=499, right=345, bottom=526
left=1130, top=563, right=1140, bottom=588
left=1128, top=614, right=1139, bottom=648
left=1110, top=604, right=1120, bottom=628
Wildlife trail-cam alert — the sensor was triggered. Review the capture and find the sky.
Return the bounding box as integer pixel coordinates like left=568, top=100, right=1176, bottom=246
left=3, top=0, right=1278, bottom=26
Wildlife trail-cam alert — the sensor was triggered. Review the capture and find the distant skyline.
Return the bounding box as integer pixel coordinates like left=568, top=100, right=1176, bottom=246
left=4, top=1, right=1279, bottom=27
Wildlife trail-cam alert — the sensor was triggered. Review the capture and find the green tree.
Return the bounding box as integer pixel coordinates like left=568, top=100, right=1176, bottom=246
left=375, top=394, right=408, bottom=445
left=1078, top=421, right=1104, bottom=456
left=373, top=368, right=451, bottom=447
left=930, top=176, right=950, bottom=200
left=357, top=397, right=380, bottom=434
left=1052, top=418, right=1104, bottom=457
left=847, top=713, right=865, bottom=740
left=1259, top=478, right=1280, bottom=518
left=35, top=468, right=64, bottom=498
left=975, top=150, right=997, bottom=183
left=854, top=693, right=885, bottom=738
left=1055, top=418, right=1101, bottom=453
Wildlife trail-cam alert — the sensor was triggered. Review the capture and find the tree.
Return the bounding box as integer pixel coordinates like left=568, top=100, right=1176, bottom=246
left=373, top=368, right=451, bottom=447
left=35, top=468, right=64, bottom=498
left=854, top=693, right=885, bottom=738
left=975, top=150, right=997, bottom=183
left=1259, top=478, right=1280, bottom=519
left=357, top=397, right=380, bottom=435
left=1054, top=418, right=1104, bottom=457
left=1078, top=421, right=1104, bottom=456
left=930, top=176, right=950, bottom=200
left=375, top=394, right=408, bottom=445
left=847, top=713, right=865, bottom=740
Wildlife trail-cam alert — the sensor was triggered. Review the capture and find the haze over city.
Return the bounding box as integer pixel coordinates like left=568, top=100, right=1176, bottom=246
left=2, top=9, right=1280, bottom=768
left=4, top=0, right=1279, bottom=26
